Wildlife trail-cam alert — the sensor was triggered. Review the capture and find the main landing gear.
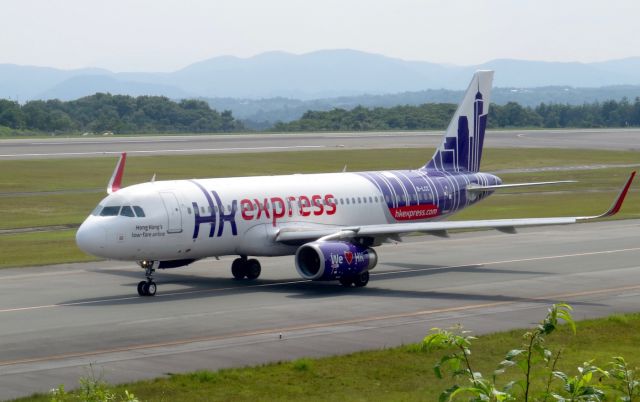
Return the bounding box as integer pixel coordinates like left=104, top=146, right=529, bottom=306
left=231, top=257, right=262, bottom=280
left=338, top=271, right=370, bottom=288
left=137, top=261, right=157, bottom=297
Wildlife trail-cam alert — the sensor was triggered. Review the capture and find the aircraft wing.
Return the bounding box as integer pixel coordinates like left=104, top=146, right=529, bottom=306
left=275, top=171, right=635, bottom=243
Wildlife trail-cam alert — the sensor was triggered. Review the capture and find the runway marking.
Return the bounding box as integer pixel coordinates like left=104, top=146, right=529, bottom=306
left=373, top=246, right=640, bottom=277
left=1, top=246, right=639, bottom=315
left=1, top=283, right=639, bottom=368
left=30, top=139, right=193, bottom=145
left=0, top=145, right=325, bottom=158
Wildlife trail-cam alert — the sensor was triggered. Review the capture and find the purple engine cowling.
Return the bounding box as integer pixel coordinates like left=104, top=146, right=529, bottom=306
left=295, top=241, right=378, bottom=281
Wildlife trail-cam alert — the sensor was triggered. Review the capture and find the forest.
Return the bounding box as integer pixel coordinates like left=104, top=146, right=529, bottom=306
left=273, top=98, right=640, bottom=131
left=0, top=94, right=244, bottom=134
left=1, top=93, right=640, bottom=135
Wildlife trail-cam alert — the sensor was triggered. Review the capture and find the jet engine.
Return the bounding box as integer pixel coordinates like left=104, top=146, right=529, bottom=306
left=295, top=241, right=378, bottom=281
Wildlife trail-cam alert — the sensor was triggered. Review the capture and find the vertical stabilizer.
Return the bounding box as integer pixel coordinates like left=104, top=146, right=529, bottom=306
left=424, top=70, right=494, bottom=172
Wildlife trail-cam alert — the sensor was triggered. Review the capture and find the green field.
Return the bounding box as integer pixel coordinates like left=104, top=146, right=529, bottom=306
left=14, top=312, right=640, bottom=402
left=0, top=147, right=638, bottom=268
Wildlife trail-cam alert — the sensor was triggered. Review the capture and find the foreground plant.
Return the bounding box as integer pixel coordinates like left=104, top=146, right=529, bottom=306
left=423, top=304, right=638, bottom=402
left=49, top=370, right=139, bottom=402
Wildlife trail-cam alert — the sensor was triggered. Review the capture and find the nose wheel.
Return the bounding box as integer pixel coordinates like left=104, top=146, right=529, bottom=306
left=137, top=261, right=157, bottom=296
left=137, top=280, right=157, bottom=296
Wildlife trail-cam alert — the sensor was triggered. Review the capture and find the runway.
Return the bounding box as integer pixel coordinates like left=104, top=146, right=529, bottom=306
left=1, top=220, right=639, bottom=399
left=1, top=128, right=639, bottom=160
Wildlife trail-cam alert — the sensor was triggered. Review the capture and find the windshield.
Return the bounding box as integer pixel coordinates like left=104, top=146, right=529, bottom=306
left=99, top=206, right=121, bottom=216
left=93, top=204, right=146, bottom=217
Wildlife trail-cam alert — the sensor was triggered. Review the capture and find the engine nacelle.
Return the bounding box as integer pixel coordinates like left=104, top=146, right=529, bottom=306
left=295, top=241, right=378, bottom=281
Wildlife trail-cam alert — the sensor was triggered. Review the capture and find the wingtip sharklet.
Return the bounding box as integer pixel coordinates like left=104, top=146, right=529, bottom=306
left=581, top=171, right=635, bottom=220
left=107, top=152, right=127, bottom=194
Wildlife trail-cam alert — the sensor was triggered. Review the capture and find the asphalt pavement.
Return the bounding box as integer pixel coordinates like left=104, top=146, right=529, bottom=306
left=1, top=220, right=639, bottom=399
left=1, top=128, right=639, bottom=160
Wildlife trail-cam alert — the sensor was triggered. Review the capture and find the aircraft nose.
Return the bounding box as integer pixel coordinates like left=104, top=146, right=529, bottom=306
left=76, top=220, right=107, bottom=257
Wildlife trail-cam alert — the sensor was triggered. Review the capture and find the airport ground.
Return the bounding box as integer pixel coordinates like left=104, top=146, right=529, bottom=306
left=1, top=128, right=640, bottom=160
left=0, top=129, right=639, bottom=399
left=3, top=221, right=640, bottom=400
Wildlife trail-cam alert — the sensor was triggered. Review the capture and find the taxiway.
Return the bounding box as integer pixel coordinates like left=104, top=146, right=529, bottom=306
left=1, top=128, right=639, bottom=160
left=0, top=220, right=639, bottom=399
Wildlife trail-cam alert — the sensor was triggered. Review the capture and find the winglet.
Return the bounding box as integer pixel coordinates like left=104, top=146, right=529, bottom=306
left=107, top=152, right=127, bottom=194
left=580, top=171, right=635, bottom=220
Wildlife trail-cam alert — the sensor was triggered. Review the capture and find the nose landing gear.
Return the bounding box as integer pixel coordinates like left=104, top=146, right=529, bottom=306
left=137, top=260, right=157, bottom=296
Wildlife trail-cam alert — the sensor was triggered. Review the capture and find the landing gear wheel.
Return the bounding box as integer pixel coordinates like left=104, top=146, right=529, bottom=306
left=145, top=281, right=157, bottom=296
left=353, top=271, right=370, bottom=288
left=137, top=261, right=157, bottom=296
left=231, top=258, right=246, bottom=280
left=245, top=259, right=261, bottom=280
left=339, top=277, right=354, bottom=287
left=138, top=280, right=157, bottom=296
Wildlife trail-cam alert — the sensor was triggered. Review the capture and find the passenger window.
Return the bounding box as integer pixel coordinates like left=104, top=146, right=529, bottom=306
left=357, top=197, right=361, bottom=203
left=120, top=206, right=135, bottom=217
left=369, top=197, right=373, bottom=203
left=346, top=198, right=350, bottom=205
left=100, top=206, right=120, bottom=216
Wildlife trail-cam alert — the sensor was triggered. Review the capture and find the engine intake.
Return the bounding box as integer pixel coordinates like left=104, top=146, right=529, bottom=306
left=295, top=241, right=377, bottom=281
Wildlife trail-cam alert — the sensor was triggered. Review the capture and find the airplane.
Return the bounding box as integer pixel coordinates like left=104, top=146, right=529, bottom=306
left=75, top=71, right=636, bottom=296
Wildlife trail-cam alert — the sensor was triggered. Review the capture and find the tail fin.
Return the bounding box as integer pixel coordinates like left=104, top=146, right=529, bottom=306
left=423, top=70, right=494, bottom=172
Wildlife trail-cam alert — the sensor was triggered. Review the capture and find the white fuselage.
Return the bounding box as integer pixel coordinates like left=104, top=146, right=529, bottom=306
left=77, top=166, right=499, bottom=264
left=77, top=172, right=400, bottom=261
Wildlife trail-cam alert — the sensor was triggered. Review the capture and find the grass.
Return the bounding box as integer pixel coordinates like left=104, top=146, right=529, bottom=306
left=1, top=148, right=639, bottom=193
left=0, top=148, right=638, bottom=268
left=13, top=312, right=640, bottom=401
left=0, top=230, right=98, bottom=268
left=0, top=193, right=102, bottom=230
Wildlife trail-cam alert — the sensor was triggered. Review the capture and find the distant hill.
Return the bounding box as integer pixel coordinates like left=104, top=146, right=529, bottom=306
left=3, top=50, right=640, bottom=101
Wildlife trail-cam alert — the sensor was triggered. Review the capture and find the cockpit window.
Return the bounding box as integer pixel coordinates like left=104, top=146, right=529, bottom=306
left=120, top=206, right=135, bottom=217
left=133, top=206, right=145, bottom=217
left=100, top=206, right=121, bottom=216
left=91, top=204, right=104, bottom=216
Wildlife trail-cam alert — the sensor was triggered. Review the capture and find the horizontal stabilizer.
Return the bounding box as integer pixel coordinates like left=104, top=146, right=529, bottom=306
left=467, top=180, right=576, bottom=192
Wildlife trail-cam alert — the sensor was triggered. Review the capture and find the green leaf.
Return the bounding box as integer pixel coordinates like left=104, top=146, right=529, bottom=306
left=439, top=384, right=460, bottom=402
left=504, top=349, right=525, bottom=360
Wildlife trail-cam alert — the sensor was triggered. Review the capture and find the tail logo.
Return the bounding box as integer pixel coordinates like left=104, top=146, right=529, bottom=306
left=425, top=72, right=492, bottom=173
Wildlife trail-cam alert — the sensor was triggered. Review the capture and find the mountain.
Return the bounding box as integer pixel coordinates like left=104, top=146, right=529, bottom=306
left=2, top=50, right=640, bottom=101
left=0, top=64, right=110, bottom=100
left=39, top=75, right=191, bottom=100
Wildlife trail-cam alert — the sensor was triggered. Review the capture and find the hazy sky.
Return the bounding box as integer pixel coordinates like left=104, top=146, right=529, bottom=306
left=2, top=0, right=638, bottom=72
